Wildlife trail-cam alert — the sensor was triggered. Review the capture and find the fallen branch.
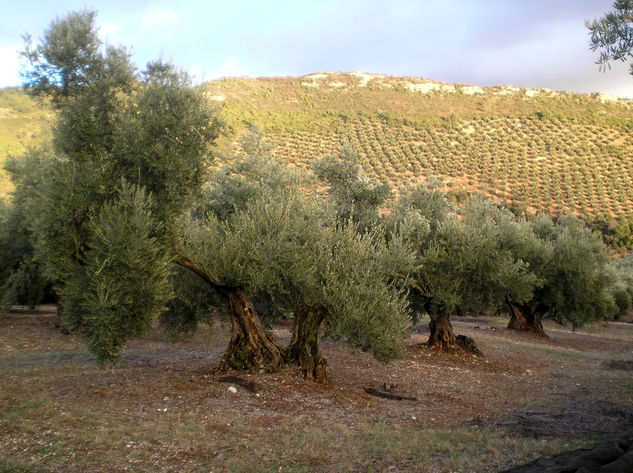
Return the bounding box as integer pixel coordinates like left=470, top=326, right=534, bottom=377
left=364, top=387, right=417, bottom=401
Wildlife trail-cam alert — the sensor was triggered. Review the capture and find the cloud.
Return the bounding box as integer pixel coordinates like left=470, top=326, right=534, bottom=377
left=141, top=8, right=181, bottom=29
left=99, top=20, right=123, bottom=39
left=98, top=19, right=126, bottom=47
left=0, top=44, right=21, bottom=88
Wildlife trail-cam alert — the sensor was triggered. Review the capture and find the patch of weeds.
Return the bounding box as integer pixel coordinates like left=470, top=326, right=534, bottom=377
left=604, top=376, right=633, bottom=399
left=33, top=444, right=60, bottom=456
left=0, top=458, right=44, bottom=473
left=193, top=420, right=591, bottom=473
left=512, top=342, right=599, bottom=362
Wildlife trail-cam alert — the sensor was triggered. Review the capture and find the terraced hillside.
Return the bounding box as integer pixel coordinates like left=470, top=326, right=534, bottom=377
left=268, top=115, right=633, bottom=217
left=3, top=72, right=633, bottom=219
left=206, top=72, right=633, bottom=219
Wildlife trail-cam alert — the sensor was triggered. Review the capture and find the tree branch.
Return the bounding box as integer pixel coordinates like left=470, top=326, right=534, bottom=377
left=396, top=273, right=424, bottom=295
left=174, top=255, right=229, bottom=296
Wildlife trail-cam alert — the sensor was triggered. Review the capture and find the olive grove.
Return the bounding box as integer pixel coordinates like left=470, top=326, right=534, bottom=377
left=1, top=11, right=414, bottom=382
left=0, top=10, right=630, bottom=388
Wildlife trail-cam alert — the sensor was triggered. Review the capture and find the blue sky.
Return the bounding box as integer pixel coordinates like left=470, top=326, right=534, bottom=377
left=1, top=0, right=632, bottom=97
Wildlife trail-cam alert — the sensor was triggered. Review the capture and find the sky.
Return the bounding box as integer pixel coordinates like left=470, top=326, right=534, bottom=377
left=1, top=0, right=632, bottom=97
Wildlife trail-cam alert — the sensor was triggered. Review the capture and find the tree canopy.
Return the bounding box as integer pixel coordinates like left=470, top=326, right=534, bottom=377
left=11, top=10, right=220, bottom=362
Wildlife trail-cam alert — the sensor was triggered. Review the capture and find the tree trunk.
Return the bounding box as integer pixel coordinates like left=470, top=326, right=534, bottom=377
left=507, top=299, right=529, bottom=330
left=427, top=313, right=458, bottom=350
left=286, top=302, right=329, bottom=384
left=175, top=256, right=285, bottom=373
left=553, top=310, right=565, bottom=326
left=506, top=299, right=548, bottom=337
left=217, top=287, right=285, bottom=373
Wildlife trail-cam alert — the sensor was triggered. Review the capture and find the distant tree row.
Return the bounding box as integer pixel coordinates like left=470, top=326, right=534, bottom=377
left=314, top=147, right=632, bottom=347
left=1, top=11, right=632, bottom=385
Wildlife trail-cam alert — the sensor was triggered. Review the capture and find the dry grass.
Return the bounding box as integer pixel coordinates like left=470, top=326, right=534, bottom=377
left=1, top=307, right=632, bottom=472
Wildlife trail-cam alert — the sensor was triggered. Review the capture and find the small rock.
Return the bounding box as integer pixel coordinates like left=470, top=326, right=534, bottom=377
left=383, top=382, right=398, bottom=392
left=227, top=386, right=238, bottom=394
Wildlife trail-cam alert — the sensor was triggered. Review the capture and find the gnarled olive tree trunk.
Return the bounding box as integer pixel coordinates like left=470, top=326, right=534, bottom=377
left=286, top=302, right=329, bottom=383
left=506, top=299, right=547, bottom=337
left=427, top=313, right=458, bottom=350
left=427, top=313, right=483, bottom=355
left=218, top=287, right=284, bottom=373
left=176, top=256, right=284, bottom=373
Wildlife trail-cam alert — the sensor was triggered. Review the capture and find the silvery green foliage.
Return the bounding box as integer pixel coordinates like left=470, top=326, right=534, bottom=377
left=393, top=181, right=455, bottom=237
left=319, top=224, right=412, bottom=362
left=182, top=142, right=326, bottom=295
left=18, top=11, right=220, bottom=361
left=159, top=266, right=221, bottom=340
left=313, top=145, right=391, bottom=232
left=607, top=255, right=633, bottom=318
left=0, top=150, right=55, bottom=311
left=545, top=216, right=616, bottom=328
left=510, top=214, right=617, bottom=328
left=455, top=198, right=539, bottom=314
left=66, top=182, right=172, bottom=363
left=179, top=149, right=413, bottom=362
left=203, top=133, right=307, bottom=222
left=171, top=144, right=325, bottom=332
left=390, top=188, right=540, bottom=319
left=21, top=10, right=106, bottom=105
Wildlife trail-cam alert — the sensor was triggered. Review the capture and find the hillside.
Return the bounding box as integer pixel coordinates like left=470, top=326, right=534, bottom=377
left=0, top=88, right=53, bottom=197
left=3, top=72, right=633, bottom=220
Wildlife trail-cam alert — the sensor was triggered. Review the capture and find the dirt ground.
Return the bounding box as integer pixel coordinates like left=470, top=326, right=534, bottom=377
left=1, top=307, right=632, bottom=472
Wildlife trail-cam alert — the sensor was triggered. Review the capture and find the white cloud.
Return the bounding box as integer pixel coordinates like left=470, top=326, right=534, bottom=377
left=0, top=44, right=21, bottom=88
left=141, top=8, right=181, bottom=29
left=99, top=20, right=123, bottom=43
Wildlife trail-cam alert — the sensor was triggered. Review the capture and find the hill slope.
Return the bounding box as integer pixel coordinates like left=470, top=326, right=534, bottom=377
left=205, top=72, right=633, bottom=219
left=3, top=72, right=633, bottom=220
left=0, top=88, right=53, bottom=197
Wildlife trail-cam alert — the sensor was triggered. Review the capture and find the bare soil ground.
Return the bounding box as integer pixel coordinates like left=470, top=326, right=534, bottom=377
left=1, top=307, right=632, bottom=473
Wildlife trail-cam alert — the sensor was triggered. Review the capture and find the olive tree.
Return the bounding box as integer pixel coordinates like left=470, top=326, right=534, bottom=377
left=388, top=186, right=540, bottom=351
left=20, top=10, right=220, bottom=363
left=418, top=201, right=537, bottom=351
left=519, top=216, right=616, bottom=332
left=287, top=222, right=413, bottom=382
left=607, top=255, right=633, bottom=319
left=0, top=150, right=55, bottom=311
left=175, top=140, right=413, bottom=381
